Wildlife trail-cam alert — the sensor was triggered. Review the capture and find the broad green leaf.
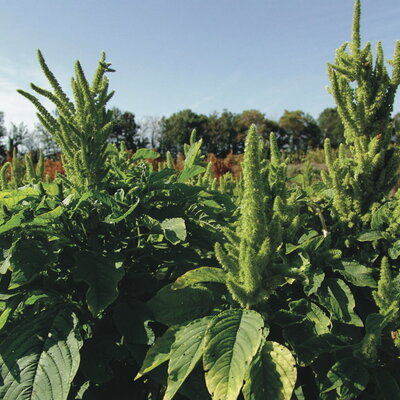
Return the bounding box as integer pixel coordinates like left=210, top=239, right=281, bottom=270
left=33, top=205, right=63, bottom=222
left=357, top=231, right=384, bottom=242
left=365, top=309, right=398, bottom=335
left=280, top=300, right=340, bottom=366
left=135, top=326, right=181, bottom=380
left=0, top=210, right=25, bottom=234
left=164, top=317, right=212, bottom=400
left=203, top=309, right=264, bottom=400
left=161, top=217, right=187, bottom=244
left=242, top=341, right=297, bottom=400
left=289, top=299, right=331, bottom=335
left=105, top=197, right=139, bottom=223
left=0, top=188, right=39, bottom=208
left=177, top=166, right=206, bottom=183
left=147, top=284, right=214, bottom=326
left=172, top=267, right=227, bottom=289
left=373, top=368, right=400, bottom=399
left=365, top=313, right=386, bottom=335
left=132, top=148, right=160, bottom=161
left=321, top=357, right=369, bottom=398
left=333, top=260, right=377, bottom=288
left=303, top=271, right=325, bottom=296
left=73, top=252, right=125, bottom=316
left=0, top=294, right=23, bottom=330
left=9, top=238, right=54, bottom=289
left=0, top=309, right=82, bottom=400
left=316, top=278, right=363, bottom=326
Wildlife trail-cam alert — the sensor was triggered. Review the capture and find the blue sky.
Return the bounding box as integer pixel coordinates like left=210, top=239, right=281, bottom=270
left=1, top=0, right=400, bottom=130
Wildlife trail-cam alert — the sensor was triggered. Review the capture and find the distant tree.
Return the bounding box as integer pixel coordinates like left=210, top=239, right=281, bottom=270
left=304, top=113, right=322, bottom=149
left=318, top=107, right=345, bottom=148
left=158, top=109, right=208, bottom=155
left=109, top=108, right=146, bottom=150
left=234, top=110, right=283, bottom=153
left=205, top=110, right=236, bottom=156
left=279, top=110, right=322, bottom=157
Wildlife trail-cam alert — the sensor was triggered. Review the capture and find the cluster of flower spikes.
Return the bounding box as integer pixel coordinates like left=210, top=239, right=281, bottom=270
left=18, top=50, right=115, bottom=192
left=0, top=149, right=44, bottom=190
left=215, top=125, right=301, bottom=308
left=322, top=0, right=400, bottom=229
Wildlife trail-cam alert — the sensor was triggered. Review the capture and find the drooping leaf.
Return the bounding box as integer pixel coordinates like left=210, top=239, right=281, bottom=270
left=320, top=357, right=369, bottom=398
left=131, top=148, right=160, bottom=161
left=9, top=238, right=54, bottom=289
left=171, top=267, right=226, bottom=290
left=177, top=166, right=206, bottom=183
left=0, top=308, right=82, bottom=400
left=73, top=251, right=125, bottom=316
left=161, top=218, right=187, bottom=244
left=105, top=197, right=140, bottom=223
left=203, top=309, right=264, bottom=400
left=0, top=210, right=25, bottom=234
left=316, top=278, right=363, bottom=326
left=164, top=317, right=212, bottom=400
left=135, top=326, right=181, bottom=380
left=32, top=205, right=64, bottom=224
left=333, top=260, right=377, bottom=288
left=357, top=231, right=384, bottom=242
left=242, top=341, right=297, bottom=400
left=148, top=284, right=214, bottom=326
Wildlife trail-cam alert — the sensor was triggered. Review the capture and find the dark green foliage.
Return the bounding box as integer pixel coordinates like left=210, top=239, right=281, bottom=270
left=2, top=2, right=400, bottom=399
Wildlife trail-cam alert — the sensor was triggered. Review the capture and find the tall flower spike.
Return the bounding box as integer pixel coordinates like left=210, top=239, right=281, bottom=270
left=18, top=51, right=115, bottom=191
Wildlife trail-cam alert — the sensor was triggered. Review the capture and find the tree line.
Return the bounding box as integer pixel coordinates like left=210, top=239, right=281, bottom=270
left=1, top=106, right=399, bottom=162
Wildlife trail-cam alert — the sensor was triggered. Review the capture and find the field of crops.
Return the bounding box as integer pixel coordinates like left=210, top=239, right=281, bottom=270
left=1, top=1, right=400, bottom=399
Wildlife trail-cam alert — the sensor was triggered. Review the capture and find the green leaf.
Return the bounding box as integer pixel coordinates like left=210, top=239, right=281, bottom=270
left=32, top=205, right=63, bottom=223
left=164, top=317, right=212, bottom=400
left=105, top=197, right=140, bottom=223
left=131, top=148, right=160, bottom=161
left=321, top=357, right=369, bottom=398
left=0, top=308, right=82, bottom=400
left=203, top=309, right=264, bottom=400
left=172, top=267, right=227, bottom=289
left=0, top=210, right=25, bottom=234
left=373, top=369, right=400, bottom=400
left=135, top=326, right=181, bottom=380
left=279, top=300, right=342, bottom=366
left=8, top=238, right=54, bottom=289
left=184, top=140, right=203, bottom=169
left=177, top=166, right=206, bottom=183
left=357, top=231, right=384, bottom=242
left=333, top=260, right=377, bottom=288
left=242, top=341, right=297, bottom=400
left=316, top=278, right=363, bottom=326
left=161, top=217, right=187, bottom=244
left=147, top=284, right=214, bottom=326
left=73, top=251, right=125, bottom=316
